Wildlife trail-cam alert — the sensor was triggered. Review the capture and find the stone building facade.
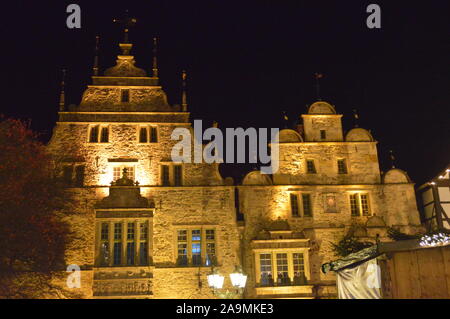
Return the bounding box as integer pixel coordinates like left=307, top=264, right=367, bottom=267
left=47, top=38, right=422, bottom=299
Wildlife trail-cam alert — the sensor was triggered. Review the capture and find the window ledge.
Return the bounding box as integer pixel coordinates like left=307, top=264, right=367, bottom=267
left=255, top=285, right=314, bottom=296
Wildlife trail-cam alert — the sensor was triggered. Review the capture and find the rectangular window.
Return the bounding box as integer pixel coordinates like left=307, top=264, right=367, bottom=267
left=177, top=230, right=188, bottom=266
left=114, top=223, right=122, bottom=240
left=320, top=130, right=326, bottom=140
left=126, top=242, right=135, bottom=265
left=290, top=193, right=299, bottom=217
left=276, top=253, right=290, bottom=285
left=259, top=254, right=273, bottom=286
left=360, top=194, right=370, bottom=216
left=63, top=165, right=73, bottom=186
left=161, top=165, right=170, bottom=186
left=191, top=229, right=202, bottom=266
left=74, top=165, right=85, bottom=187
left=89, top=125, right=99, bottom=143
left=127, top=223, right=135, bottom=240
left=121, top=89, right=130, bottom=103
left=113, top=242, right=122, bottom=265
left=150, top=127, right=158, bottom=143
left=139, top=127, right=148, bottom=143
left=139, top=242, right=148, bottom=265
left=140, top=222, right=148, bottom=241
left=302, top=194, right=312, bottom=217
left=306, top=160, right=316, bottom=174
left=174, top=165, right=182, bottom=186
left=338, top=159, right=347, bottom=174
left=293, top=253, right=306, bottom=285
left=101, top=223, right=109, bottom=241
left=113, top=166, right=135, bottom=182
left=205, top=229, right=216, bottom=266
left=101, top=242, right=109, bottom=266
left=350, top=194, right=359, bottom=216
left=100, top=127, right=109, bottom=143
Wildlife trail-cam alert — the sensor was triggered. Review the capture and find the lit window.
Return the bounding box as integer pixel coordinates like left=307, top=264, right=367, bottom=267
left=306, top=160, right=316, bottom=174
left=140, top=222, right=148, bottom=265
left=205, top=230, right=216, bottom=266
left=276, top=253, right=290, bottom=285
left=290, top=193, right=299, bottom=217
left=192, top=229, right=202, bottom=266
left=350, top=193, right=371, bottom=216
left=100, top=223, right=109, bottom=266
left=113, top=166, right=135, bottom=182
left=177, top=230, right=188, bottom=266
left=259, top=254, right=273, bottom=286
left=113, top=223, right=122, bottom=266
left=293, top=253, right=306, bottom=285
left=338, top=159, right=347, bottom=174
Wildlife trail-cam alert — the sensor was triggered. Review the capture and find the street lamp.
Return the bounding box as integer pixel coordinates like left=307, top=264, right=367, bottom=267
left=207, top=266, right=247, bottom=298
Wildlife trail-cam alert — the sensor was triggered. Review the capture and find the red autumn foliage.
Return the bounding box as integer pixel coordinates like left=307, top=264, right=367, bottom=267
left=0, top=117, right=70, bottom=298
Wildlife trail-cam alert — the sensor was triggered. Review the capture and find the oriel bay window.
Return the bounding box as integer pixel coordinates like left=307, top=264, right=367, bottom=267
left=255, top=250, right=309, bottom=287
left=350, top=193, right=371, bottom=216
left=96, top=220, right=150, bottom=267
left=176, top=228, right=216, bottom=267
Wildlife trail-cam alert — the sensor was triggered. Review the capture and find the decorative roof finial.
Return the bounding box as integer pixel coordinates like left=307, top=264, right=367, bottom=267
left=182, top=70, right=188, bottom=112
left=152, top=37, right=159, bottom=78
left=92, top=35, right=100, bottom=76
left=282, top=111, right=289, bottom=128
left=59, top=69, right=66, bottom=112
left=314, top=73, right=323, bottom=101
left=113, top=10, right=137, bottom=44
left=389, top=150, right=396, bottom=168
left=352, top=109, right=359, bottom=128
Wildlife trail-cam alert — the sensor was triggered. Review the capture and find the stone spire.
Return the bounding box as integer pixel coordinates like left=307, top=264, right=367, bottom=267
left=59, top=69, right=66, bottom=111
left=152, top=37, right=159, bottom=78
left=181, top=70, right=188, bottom=112
left=92, top=35, right=100, bottom=76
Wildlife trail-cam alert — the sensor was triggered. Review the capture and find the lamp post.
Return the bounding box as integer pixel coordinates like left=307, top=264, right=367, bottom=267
left=207, top=266, right=247, bottom=299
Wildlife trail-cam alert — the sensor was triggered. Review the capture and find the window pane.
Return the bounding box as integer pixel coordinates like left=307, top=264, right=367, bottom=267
left=293, top=253, right=306, bottom=285
left=174, top=165, right=182, bottom=186
left=114, top=223, right=122, bottom=240
left=113, top=242, right=122, bottom=265
left=350, top=194, right=359, bottom=216
left=101, top=223, right=109, bottom=241
left=192, top=230, right=201, bottom=266
left=127, top=223, right=135, bottom=240
left=338, top=159, right=347, bottom=174
left=126, top=242, right=135, bottom=265
left=101, top=242, right=109, bottom=266
left=259, top=254, right=273, bottom=286
left=100, top=127, right=109, bottom=143
left=320, top=130, right=326, bottom=140
left=139, top=127, right=148, bottom=143
left=206, top=243, right=216, bottom=266
left=361, top=194, right=370, bottom=216
left=290, top=193, right=299, bottom=217
left=150, top=127, right=157, bottom=143
left=177, top=230, right=187, bottom=266
left=276, top=253, right=289, bottom=285
left=206, top=229, right=215, bottom=240
left=121, top=89, right=129, bottom=103
left=306, top=160, right=316, bottom=174
left=302, top=194, right=312, bottom=217
left=113, top=167, right=121, bottom=181
left=140, top=242, right=148, bottom=265
left=89, top=125, right=99, bottom=143
left=161, top=165, right=170, bottom=186
left=75, top=165, right=85, bottom=187
left=140, top=222, right=148, bottom=241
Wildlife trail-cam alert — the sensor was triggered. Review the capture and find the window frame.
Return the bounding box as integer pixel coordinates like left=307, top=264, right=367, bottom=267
left=160, top=163, right=184, bottom=186
left=174, top=227, right=217, bottom=267
left=290, top=192, right=313, bottom=218
left=88, top=124, right=110, bottom=143
left=137, top=125, right=158, bottom=144
left=306, top=159, right=317, bottom=174
left=349, top=193, right=372, bottom=217
left=337, top=158, right=348, bottom=174
left=254, top=249, right=310, bottom=287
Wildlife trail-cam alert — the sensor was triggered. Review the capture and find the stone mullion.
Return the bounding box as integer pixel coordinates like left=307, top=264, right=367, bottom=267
left=254, top=253, right=260, bottom=285
left=287, top=252, right=294, bottom=282
left=135, top=220, right=140, bottom=266
left=108, top=221, right=114, bottom=267
left=122, top=221, right=127, bottom=266
left=272, top=253, right=278, bottom=284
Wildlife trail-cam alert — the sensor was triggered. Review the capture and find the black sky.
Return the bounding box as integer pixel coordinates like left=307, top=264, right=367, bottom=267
left=1, top=1, right=449, bottom=185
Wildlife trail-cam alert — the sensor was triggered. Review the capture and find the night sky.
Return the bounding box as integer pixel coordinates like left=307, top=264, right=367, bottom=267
left=1, top=1, right=449, bottom=185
